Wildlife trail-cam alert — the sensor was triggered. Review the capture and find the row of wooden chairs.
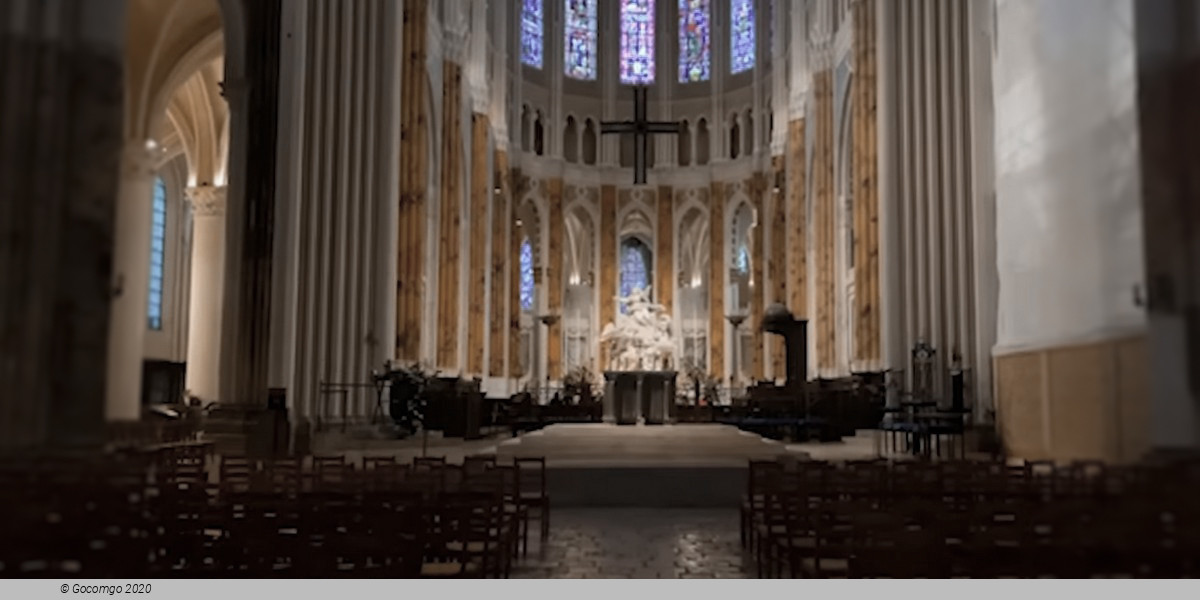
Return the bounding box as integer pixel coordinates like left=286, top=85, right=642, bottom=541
left=742, top=459, right=1200, bottom=578
left=0, top=454, right=551, bottom=578
left=205, top=455, right=551, bottom=543
left=106, top=419, right=203, bottom=451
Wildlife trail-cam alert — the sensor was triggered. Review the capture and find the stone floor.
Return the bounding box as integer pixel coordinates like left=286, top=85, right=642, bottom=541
left=511, top=508, right=749, bottom=579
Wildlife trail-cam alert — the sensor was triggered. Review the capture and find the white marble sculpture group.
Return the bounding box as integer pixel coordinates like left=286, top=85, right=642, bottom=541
left=600, top=286, right=675, bottom=372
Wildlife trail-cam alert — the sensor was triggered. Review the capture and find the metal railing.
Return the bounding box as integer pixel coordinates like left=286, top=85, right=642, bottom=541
left=317, top=381, right=386, bottom=432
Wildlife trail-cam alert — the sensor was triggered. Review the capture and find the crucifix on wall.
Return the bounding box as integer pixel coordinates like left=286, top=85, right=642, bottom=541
left=600, top=87, right=683, bottom=185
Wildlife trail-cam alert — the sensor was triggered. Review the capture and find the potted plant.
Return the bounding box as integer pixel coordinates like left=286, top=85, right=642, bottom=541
left=678, top=360, right=706, bottom=406
left=384, top=362, right=435, bottom=439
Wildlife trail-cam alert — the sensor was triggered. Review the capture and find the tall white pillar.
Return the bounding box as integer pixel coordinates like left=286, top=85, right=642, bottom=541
left=877, top=0, right=903, bottom=406
left=105, top=141, right=158, bottom=421
left=184, top=185, right=227, bottom=403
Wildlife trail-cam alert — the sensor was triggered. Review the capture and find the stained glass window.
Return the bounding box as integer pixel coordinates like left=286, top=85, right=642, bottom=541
left=620, top=0, right=655, bottom=84
left=678, top=0, right=710, bottom=82
left=619, top=238, right=651, bottom=311
left=730, top=0, right=755, bottom=73
left=147, top=177, right=166, bottom=330
left=520, top=237, right=535, bottom=311
left=564, top=0, right=598, bottom=79
left=522, top=0, right=544, bottom=68
left=735, top=244, right=750, bottom=274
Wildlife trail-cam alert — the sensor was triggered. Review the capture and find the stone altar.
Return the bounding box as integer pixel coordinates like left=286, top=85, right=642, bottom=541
left=603, top=371, right=677, bottom=425
left=599, top=287, right=678, bottom=425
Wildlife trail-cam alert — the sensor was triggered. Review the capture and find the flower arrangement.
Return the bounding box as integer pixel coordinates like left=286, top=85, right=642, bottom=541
left=378, top=361, right=437, bottom=436
left=562, top=365, right=600, bottom=404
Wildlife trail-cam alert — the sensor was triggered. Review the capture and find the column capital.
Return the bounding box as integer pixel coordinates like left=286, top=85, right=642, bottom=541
left=186, top=185, right=228, bottom=217
left=122, top=141, right=159, bottom=179
left=789, top=92, right=808, bottom=117
left=469, top=81, right=490, bottom=114
left=444, top=27, right=469, bottom=65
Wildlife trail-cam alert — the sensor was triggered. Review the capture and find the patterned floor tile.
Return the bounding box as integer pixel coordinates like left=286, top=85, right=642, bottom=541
left=511, top=508, right=749, bottom=579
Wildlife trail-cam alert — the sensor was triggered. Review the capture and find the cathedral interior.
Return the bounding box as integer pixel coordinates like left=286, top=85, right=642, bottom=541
left=1, top=0, right=1199, bottom=580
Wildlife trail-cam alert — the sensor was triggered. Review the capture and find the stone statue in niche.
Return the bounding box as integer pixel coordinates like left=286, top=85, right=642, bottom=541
left=600, top=286, right=675, bottom=371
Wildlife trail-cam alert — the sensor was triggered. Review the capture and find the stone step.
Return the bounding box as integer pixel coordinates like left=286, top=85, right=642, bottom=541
left=488, top=423, right=800, bottom=468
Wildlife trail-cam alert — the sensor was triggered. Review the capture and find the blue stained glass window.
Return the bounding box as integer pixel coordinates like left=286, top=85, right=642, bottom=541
left=522, top=0, right=544, bottom=68
left=730, top=0, right=755, bottom=73
left=520, top=237, right=535, bottom=311
left=620, top=0, right=656, bottom=84
left=619, top=238, right=651, bottom=312
left=147, top=177, right=167, bottom=330
left=564, top=0, right=598, bottom=79
left=678, top=0, right=710, bottom=82
left=735, top=244, right=750, bottom=274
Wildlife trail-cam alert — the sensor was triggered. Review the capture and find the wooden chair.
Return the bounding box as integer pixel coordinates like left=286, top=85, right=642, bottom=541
left=482, top=464, right=528, bottom=562
left=741, top=460, right=784, bottom=551
left=258, top=457, right=303, bottom=494
left=463, top=455, right=497, bottom=479
left=218, top=455, right=254, bottom=494
left=312, top=456, right=355, bottom=492
left=362, top=455, right=397, bottom=471
left=421, top=492, right=499, bottom=578
left=514, top=457, right=550, bottom=549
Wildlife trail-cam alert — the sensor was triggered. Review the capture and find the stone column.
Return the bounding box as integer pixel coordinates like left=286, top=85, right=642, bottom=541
left=599, top=185, right=618, bottom=369
left=436, top=60, right=464, bottom=371
left=992, top=0, right=1148, bottom=461
left=397, top=0, right=430, bottom=363
left=655, top=185, right=675, bottom=315
left=877, top=0, right=904, bottom=407
left=489, top=151, right=512, bottom=379
left=208, top=0, right=282, bottom=457
left=546, top=179, right=565, bottom=381
left=708, top=182, right=726, bottom=379
left=467, top=114, right=490, bottom=376
left=1134, top=0, right=1200, bottom=452
left=104, top=141, right=158, bottom=421
left=0, top=0, right=126, bottom=450
left=184, top=185, right=226, bottom=404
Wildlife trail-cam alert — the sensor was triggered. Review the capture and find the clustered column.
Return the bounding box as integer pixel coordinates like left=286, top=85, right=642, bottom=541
left=105, top=141, right=159, bottom=421
left=185, top=185, right=227, bottom=404
left=0, top=0, right=126, bottom=450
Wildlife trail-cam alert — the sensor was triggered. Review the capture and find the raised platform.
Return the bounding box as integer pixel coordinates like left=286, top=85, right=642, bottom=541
left=480, top=423, right=804, bottom=508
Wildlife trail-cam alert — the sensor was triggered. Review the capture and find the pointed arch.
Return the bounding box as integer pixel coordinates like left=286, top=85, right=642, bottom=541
left=565, top=202, right=598, bottom=285
left=564, top=115, right=579, bottom=163
left=582, top=118, right=598, bottom=165
left=728, top=196, right=756, bottom=301
left=677, top=119, right=692, bottom=166
left=729, top=114, right=740, bottom=159
left=676, top=202, right=710, bottom=290
left=675, top=200, right=710, bottom=369
left=521, top=104, right=532, bottom=150
left=515, top=194, right=546, bottom=312
left=696, top=117, right=710, bottom=165
left=744, top=108, right=755, bottom=156
left=533, top=110, right=545, bottom=155
left=564, top=201, right=598, bottom=371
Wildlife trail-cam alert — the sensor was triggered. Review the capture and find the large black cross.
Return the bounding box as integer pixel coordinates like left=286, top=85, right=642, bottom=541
left=600, top=87, right=683, bottom=185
